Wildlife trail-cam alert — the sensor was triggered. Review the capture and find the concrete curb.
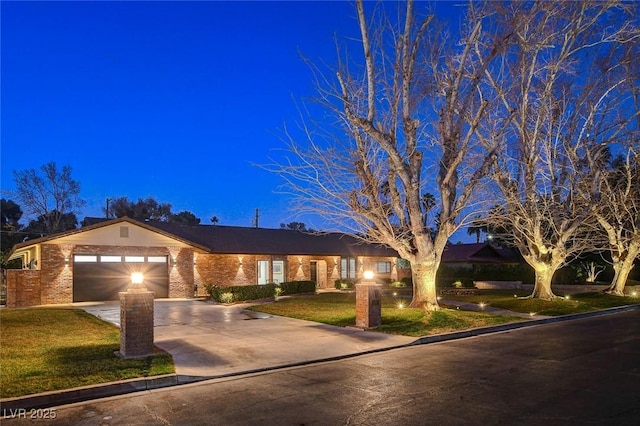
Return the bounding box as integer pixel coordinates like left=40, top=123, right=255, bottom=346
left=0, top=374, right=209, bottom=412
left=410, top=303, right=640, bottom=345
left=2, top=303, right=638, bottom=412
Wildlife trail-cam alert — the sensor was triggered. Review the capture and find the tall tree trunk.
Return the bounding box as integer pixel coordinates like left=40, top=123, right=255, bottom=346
left=410, top=261, right=439, bottom=311
left=607, top=245, right=640, bottom=296
left=530, top=265, right=558, bottom=300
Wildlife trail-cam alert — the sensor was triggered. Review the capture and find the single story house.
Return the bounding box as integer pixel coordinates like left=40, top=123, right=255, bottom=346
left=440, top=243, right=521, bottom=268
left=5, top=217, right=401, bottom=307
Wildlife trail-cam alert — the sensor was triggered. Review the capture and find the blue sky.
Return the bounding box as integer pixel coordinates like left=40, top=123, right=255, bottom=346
left=2, top=0, right=469, bottom=238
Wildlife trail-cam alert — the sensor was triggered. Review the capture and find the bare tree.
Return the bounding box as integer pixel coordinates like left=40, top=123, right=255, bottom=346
left=269, top=0, right=517, bottom=310
left=593, top=150, right=640, bottom=295
left=12, top=162, right=85, bottom=234
left=482, top=1, right=639, bottom=299
left=590, top=37, right=640, bottom=296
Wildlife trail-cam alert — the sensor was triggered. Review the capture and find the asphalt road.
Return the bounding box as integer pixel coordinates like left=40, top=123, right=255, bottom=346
left=4, top=309, right=639, bottom=425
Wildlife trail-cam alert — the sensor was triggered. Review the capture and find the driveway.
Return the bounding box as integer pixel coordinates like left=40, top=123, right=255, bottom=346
left=78, top=299, right=415, bottom=377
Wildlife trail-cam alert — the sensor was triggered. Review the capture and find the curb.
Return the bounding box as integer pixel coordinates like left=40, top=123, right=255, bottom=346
left=2, top=303, right=638, bottom=412
left=0, top=375, right=209, bottom=412
left=410, top=303, right=640, bottom=345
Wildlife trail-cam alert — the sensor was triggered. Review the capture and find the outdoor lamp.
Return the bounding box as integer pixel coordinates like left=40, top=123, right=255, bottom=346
left=363, top=270, right=375, bottom=281
left=130, top=272, right=145, bottom=291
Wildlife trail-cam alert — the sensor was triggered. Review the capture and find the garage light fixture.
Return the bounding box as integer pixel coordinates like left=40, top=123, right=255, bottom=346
left=64, top=257, right=69, bottom=266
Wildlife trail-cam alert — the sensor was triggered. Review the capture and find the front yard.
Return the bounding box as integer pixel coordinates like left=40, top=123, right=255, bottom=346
left=248, top=292, right=524, bottom=337
left=441, top=289, right=639, bottom=316
left=0, top=308, right=174, bottom=399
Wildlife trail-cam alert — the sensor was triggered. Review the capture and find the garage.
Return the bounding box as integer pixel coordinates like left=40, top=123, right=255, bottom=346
left=73, top=254, right=169, bottom=302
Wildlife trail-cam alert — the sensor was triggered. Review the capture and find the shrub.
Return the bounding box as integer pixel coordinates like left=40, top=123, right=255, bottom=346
left=334, top=279, right=355, bottom=290
left=279, top=281, right=316, bottom=295
left=400, top=277, right=413, bottom=286
left=390, top=281, right=407, bottom=288
left=205, top=283, right=277, bottom=302
left=219, top=292, right=234, bottom=304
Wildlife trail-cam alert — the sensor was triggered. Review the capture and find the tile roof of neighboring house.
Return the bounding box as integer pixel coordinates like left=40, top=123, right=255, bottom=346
left=441, top=242, right=519, bottom=263
left=146, top=221, right=398, bottom=257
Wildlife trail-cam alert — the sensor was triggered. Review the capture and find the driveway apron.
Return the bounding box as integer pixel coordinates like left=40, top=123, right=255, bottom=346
left=78, top=299, right=415, bottom=377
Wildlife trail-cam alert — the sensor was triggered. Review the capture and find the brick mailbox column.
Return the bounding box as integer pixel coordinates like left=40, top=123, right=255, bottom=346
left=355, top=272, right=383, bottom=329
left=116, top=272, right=155, bottom=359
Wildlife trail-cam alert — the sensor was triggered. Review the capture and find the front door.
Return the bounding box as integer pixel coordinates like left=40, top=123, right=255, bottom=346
left=272, top=260, right=285, bottom=284
left=257, top=260, right=269, bottom=285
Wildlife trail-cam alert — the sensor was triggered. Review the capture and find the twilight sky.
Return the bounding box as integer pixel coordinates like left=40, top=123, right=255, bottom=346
left=1, top=1, right=465, bottom=236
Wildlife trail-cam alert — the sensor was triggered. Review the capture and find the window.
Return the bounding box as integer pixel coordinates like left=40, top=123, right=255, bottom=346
left=375, top=261, right=391, bottom=274
left=100, top=255, right=122, bottom=263
left=340, top=257, right=356, bottom=280
left=124, top=256, right=145, bottom=263
left=147, top=256, right=167, bottom=263
left=74, top=255, right=97, bottom=263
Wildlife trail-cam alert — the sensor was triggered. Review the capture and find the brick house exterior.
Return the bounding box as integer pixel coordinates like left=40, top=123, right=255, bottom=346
left=6, top=217, right=400, bottom=307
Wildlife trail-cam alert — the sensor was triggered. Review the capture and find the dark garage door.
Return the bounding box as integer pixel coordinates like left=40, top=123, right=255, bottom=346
left=73, top=254, right=169, bottom=302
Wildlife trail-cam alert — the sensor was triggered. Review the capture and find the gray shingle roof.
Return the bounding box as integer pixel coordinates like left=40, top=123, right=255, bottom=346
left=145, top=221, right=398, bottom=257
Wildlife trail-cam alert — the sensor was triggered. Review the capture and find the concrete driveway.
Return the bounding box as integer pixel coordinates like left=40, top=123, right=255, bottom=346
left=78, top=299, right=415, bottom=377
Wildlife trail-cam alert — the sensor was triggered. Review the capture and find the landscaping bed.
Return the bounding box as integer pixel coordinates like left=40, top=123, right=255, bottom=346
left=0, top=308, right=174, bottom=398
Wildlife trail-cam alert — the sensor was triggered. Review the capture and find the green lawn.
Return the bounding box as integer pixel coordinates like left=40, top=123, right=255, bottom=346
left=248, top=293, right=523, bottom=337
left=440, top=289, right=639, bottom=316
left=0, top=308, right=174, bottom=398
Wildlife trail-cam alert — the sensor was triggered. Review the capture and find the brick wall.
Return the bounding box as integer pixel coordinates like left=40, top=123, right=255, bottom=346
left=169, top=248, right=194, bottom=298
left=6, top=270, right=41, bottom=307
left=40, top=244, right=73, bottom=305
left=195, top=254, right=257, bottom=287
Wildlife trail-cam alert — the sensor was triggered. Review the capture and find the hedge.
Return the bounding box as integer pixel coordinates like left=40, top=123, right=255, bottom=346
left=205, top=283, right=277, bottom=303
left=279, top=280, right=316, bottom=295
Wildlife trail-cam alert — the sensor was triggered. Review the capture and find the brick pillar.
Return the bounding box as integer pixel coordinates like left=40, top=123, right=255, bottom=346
left=117, top=287, right=154, bottom=359
left=355, top=282, right=383, bottom=328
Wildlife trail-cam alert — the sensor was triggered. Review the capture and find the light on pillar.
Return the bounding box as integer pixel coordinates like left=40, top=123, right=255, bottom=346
left=129, top=272, right=145, bottom=291
left=356, top=270, right=382, bottom=329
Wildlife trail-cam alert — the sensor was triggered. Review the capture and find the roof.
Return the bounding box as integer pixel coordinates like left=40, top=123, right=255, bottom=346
left=147, top=221, right=398, bottom=257
left=9, top=217, right=398, bottom=258
left=7, top=217, right=210, bottom=258
left=441, top=243, right=519, bottom=264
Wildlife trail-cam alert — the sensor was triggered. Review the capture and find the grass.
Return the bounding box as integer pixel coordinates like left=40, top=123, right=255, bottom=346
left=0, top=308, right=174, bottom=399
left=441, top=289, right=639, bottom=316
left=248, top=293, right=523, bottom=337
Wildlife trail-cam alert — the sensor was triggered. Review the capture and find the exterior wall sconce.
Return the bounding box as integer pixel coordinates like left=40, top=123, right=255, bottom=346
left=238, top=256, right=243, bottom=266
left=64, top=257, right=69, bottom=266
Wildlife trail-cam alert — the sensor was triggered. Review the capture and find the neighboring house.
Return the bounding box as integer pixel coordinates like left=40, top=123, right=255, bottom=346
left=5, top=217, right=400, bottom=307
left=441, top=242, right=521, bottom=268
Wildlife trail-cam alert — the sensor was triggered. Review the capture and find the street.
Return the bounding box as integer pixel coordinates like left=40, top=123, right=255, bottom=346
left=4, top=309, right=640, bottom=425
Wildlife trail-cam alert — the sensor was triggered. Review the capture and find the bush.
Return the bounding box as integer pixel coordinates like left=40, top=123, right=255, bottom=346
left=400, top=277, right=413, bottom=286
left=334, top=279, right=355, bottom=290
left=219, top=292, right=234, bottom=304
left=389, top=281, right=407, bottom=288
left=279, top=281, right=316, bottom=295
left=205, top=283, right=277, bottom=302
